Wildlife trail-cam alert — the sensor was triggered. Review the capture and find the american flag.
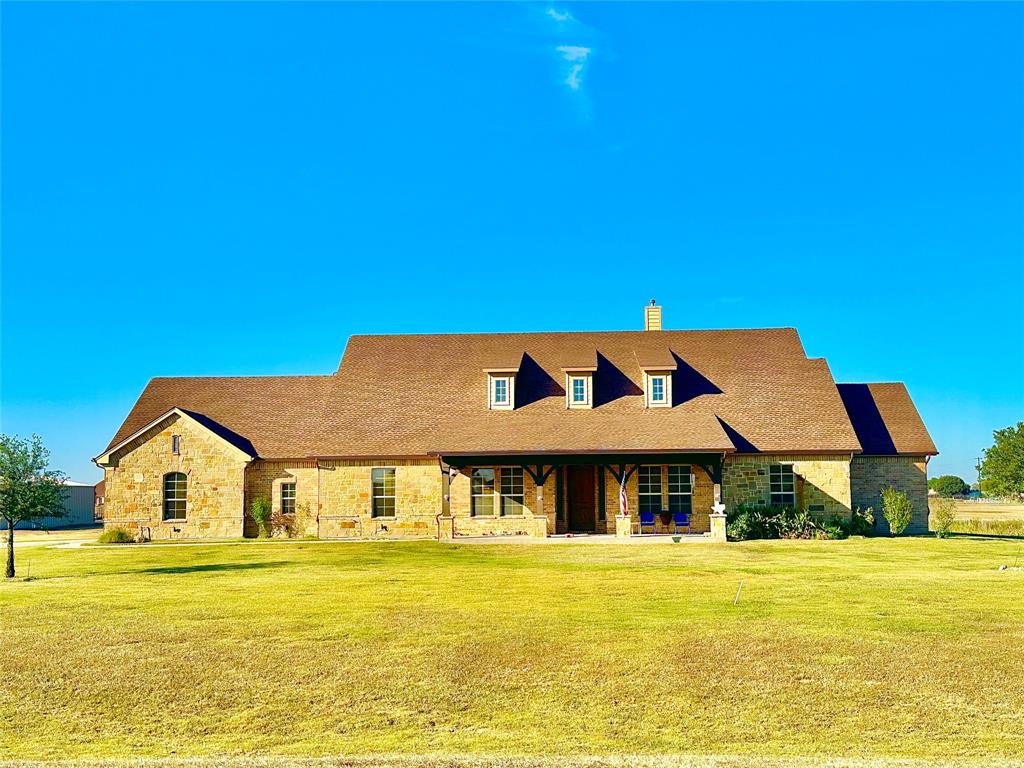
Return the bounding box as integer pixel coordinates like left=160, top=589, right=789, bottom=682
left=619, top=475, right=629, bottom=516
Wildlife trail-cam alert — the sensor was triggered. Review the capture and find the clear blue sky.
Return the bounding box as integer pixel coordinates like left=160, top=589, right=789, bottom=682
left=2, top=2, right=1022, bottom=484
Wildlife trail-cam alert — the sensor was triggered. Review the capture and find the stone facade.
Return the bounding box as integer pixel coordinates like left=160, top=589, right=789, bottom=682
left=851, top=455, right=929, bottom=535
left=243, top=458, right=443, bottom=539
left=101, top=412, right=248, bottom=540
left=597, top=465, right=715, bottom=534
left=448, top=467, right=553, bottom=538
left=101, top=415, right=926, bottom=540
left=722, top=454, right=853, bottom=520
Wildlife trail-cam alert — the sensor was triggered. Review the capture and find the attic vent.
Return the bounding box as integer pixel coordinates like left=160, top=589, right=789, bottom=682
left=644, top=300, right=662, bottom=331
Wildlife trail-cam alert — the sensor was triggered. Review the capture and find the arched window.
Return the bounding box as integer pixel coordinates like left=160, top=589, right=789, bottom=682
left=163, top=472, right=187, bottom=521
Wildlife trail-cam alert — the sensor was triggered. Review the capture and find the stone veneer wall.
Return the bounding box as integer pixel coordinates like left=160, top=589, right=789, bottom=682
left=723, top=454, right=853, bottom=519
left=448, top=467, right=551, bottom=538
left=102, top=413, right=248, bottom=540
left=597, top=465, right=715, bottom=534
left=243, top=460, right=321, bottom=537
left=313, top=459, right=440, bottom=539
left=850, top=455, right=929, bottom=535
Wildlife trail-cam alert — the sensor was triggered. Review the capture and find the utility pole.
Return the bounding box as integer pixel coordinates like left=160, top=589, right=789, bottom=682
left=975, top=456, right=983, bottom=491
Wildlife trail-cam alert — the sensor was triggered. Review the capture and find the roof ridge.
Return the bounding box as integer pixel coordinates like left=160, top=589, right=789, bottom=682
left=345, top=327, right=799, bottom=339
left=148, top=374, right=335, bottom=381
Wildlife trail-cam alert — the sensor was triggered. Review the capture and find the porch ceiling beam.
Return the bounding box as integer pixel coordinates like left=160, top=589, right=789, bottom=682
left=522, top=464, right=558, bottom=486
left=439, top=452, right=724, bottom=469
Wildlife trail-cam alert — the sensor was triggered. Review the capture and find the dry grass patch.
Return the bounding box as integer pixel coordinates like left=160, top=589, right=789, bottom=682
left=3, top=757, right=1024, bottom=768
left=928, top=499, right=1024, bottom=536
left=1, top=539, right=1022, bottom=763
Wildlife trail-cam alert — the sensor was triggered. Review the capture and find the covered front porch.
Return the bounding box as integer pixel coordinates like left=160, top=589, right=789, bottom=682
left=435, top=452, right=729, bottom=541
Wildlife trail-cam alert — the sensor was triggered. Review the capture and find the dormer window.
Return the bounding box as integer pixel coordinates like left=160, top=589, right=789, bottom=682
left=490, top=376, right=512, bottom=408
left=562, top=353, right=597, bottom=410
left=484, top=358, right=521, bottom=410
left=486, top=371, right=516, bottom=410
left=564, top=373, right=593, bottom=409
left=637, top=349, right=676, bottom=409
left=650, top=376, right=666, bottom=403
left=494, top=378, right=508, bottom=404
left=644, top=372, right=671, bottom=407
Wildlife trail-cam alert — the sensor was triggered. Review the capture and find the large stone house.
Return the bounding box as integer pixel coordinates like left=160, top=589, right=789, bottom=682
left=95, top=304, right=937, bottom=541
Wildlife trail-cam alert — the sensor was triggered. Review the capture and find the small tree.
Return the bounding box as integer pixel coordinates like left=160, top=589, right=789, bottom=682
left=0, top=434, right=67, bottom=578
left=932, top=498, right=957, bottom=539
left=880, top=486, right=913, bottom=536
left=930, top=475, right=970, bottom=498
left=250, top=496, right=272, bottom=538
left=979, top=422, right=1024, bottom=500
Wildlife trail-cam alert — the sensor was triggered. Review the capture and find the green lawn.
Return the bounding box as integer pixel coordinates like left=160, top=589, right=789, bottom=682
left=1, top=537, right=1023, bottom=765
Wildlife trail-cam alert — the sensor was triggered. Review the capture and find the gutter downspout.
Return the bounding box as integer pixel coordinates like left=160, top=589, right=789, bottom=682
left=437, top=457, right=455, bottom=541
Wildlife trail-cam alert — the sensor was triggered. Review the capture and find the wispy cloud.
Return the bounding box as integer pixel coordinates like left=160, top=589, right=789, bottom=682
left=543, top=7, right=597, bottom=98
left=556, top=45, right=591, bottom=91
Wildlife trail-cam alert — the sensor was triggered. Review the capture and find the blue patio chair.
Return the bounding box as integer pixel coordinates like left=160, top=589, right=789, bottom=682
left=673, top=512, right=691, bottom=534
left=638, top=511, right=657, bottom=534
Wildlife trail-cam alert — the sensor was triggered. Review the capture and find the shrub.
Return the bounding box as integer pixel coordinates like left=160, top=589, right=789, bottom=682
left=820, top=516, right=849, bottom=540
left=250, top=496, right=272, bottom=538
left=880, top=486, right=913, bottom=535
left=849, top=506, right=875, bottom=536
left=779, top=509, right=818, bottom=539
left=932, top=498, right=957, bottom=538
left=727, top=504, right=780, bottom=540
left=270, top=501, right=307, bottom=538
left=726, top=504, right=847, bottom=541
left=929, top=475, right=970, bottom=498
left=97, top=527, right=135, bottom=544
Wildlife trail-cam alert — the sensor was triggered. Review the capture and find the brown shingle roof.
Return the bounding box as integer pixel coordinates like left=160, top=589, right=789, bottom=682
left=104, top=376, right=335, bottom=458
left=560, top=349, right=598, bottom=372
left=837, top=383, right=937, bottom=456
left=102, top=328, right=876, bottom=460
left=316, top=328, right=861, bottom=457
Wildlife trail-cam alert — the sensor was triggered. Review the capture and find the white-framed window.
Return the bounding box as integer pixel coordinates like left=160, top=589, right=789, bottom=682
left=471, top=468, right=496, bottom=516
left=171, top=434, right=181, bottom=455
left=572, top=377, right=585, bottom=403
left=163, top=472, right=187, bottom=521
left=769, top=464, right=796, bottom=507
left=371, top=468, right=396, bottom=517
left=638, top=466, right=662, bottom=514
left=668, top=466, right=693, bottom=514
left=488, top=375, right=514, bottom=410
left=565, top=372, right=592, bottom=409
left=500, top=467, right=525, bottom=516
left=281, top=482, right=296, bottom=515
left=651, top=376, right=666, bottom=403
left=644, top=371, right=672, bottom=408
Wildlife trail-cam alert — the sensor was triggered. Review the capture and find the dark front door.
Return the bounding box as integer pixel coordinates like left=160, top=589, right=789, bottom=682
left=567, top=465, right=596, bottom=533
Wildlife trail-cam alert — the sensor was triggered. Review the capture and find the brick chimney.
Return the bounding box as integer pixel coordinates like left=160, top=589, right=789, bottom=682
left=644, top=300, right=662, bottom=331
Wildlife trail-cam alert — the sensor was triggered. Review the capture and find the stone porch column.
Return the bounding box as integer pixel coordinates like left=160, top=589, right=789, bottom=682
left=709, top=481, right=727, bottom=542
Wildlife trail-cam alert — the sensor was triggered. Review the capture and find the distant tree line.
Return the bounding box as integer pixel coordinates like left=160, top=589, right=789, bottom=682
left=978, top=422, right=1024, bottom=500
left=928, top=475, right=970, bottom=497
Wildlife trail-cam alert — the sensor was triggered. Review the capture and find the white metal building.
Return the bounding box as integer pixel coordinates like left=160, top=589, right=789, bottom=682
left=15, top=480, right=97, bottom=529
